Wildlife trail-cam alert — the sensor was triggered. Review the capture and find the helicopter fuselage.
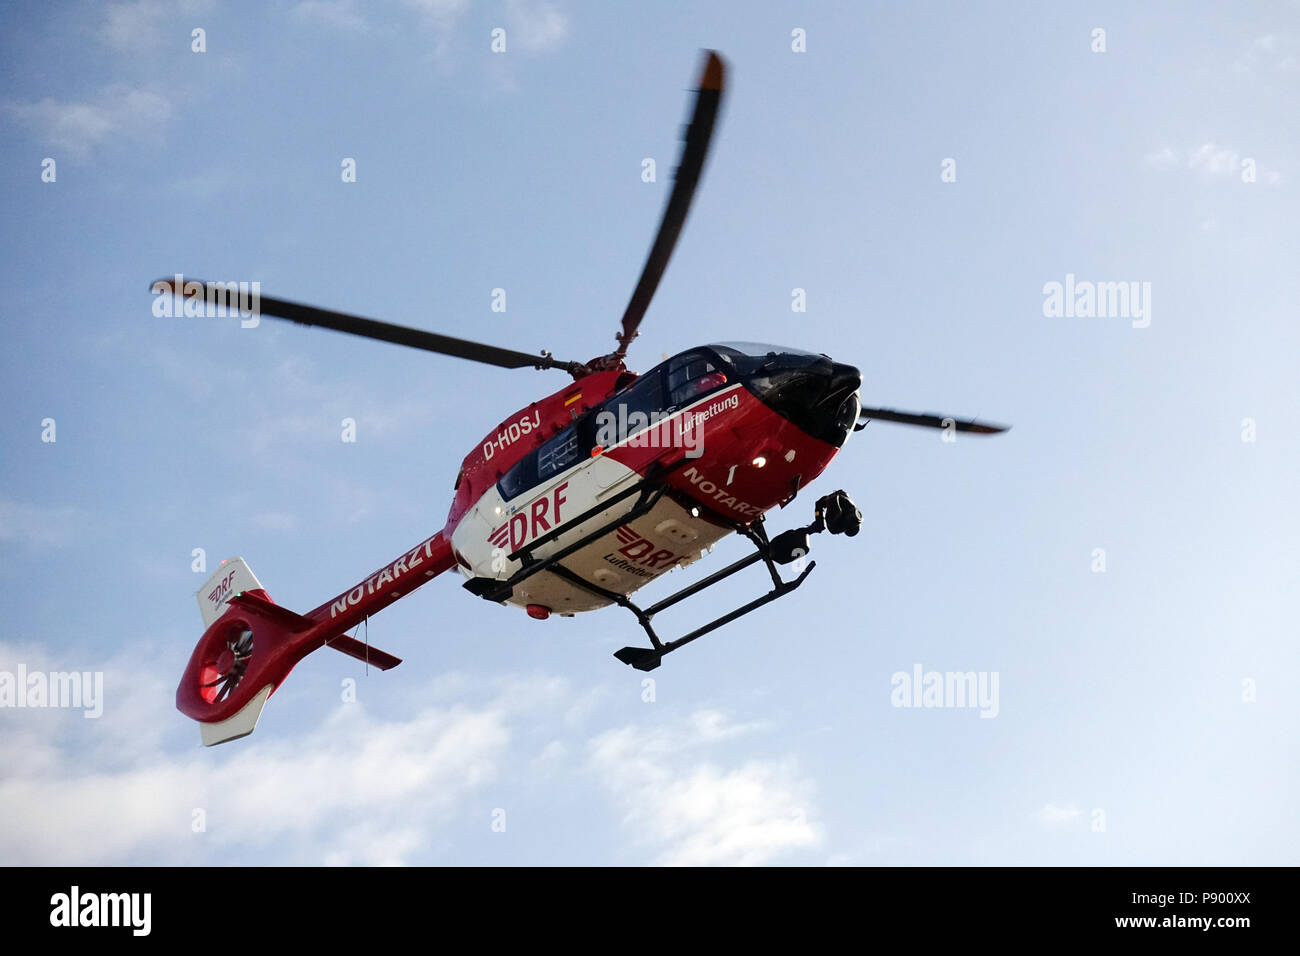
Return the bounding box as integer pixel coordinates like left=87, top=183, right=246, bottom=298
left=445, top=343, right=862, bottom=616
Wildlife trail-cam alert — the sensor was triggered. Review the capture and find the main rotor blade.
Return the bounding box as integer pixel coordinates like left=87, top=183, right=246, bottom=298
left=608, top=50, right=726, bottom=365
left=857, top=407, right=1010, bottom=435
left=150, top=278, right=585, bottom=375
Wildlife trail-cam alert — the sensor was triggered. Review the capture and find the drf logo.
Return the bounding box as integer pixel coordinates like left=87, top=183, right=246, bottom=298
left=613, top=525, right=680, bottom=570
left=489, top=481, right=569, bottom=553
left=207, top=570, right=237, bottom=607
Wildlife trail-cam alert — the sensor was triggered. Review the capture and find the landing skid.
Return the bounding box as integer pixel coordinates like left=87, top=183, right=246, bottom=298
left=463, top=460, right=860, bottom=671
left=603, top=518, right=815, bottom=671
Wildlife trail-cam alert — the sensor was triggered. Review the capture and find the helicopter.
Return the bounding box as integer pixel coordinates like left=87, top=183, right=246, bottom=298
left=156, top=51, right=1008, bottom=746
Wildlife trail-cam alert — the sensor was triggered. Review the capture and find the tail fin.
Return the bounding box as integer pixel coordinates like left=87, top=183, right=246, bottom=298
left=180, top=558, right=403, bottom=746
left=196, top=557, right=265, bottom=630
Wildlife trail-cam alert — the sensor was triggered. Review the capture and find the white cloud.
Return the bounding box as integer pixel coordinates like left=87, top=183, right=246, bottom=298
left=102, top=0, right=212, bottom=55
left=1034, top=802, right=1082, bottom=828
left=296, top=0, right=481, bottom=41
left=232, top=355, right=440, bottom=453
left=5, top=88, right=172, bottom=160
left=294, top=0, right=369, bottom=31
left=1188, top=142, right=1241, bottom=177
left=0, top=499, right=85, bottom=549
left=405, top=0, right=470, bottom=30
left=1144, top=142, right=1280, bottom=185
left=531, top=738, right=568, bottom=773
left=1234, top=34, right=1299, bottom=74
left=1143, top=146, right=1178, bottom=171
left=1, top=632, right=818, bottom=866
left=0, top=704, right=512, bottom=865
left=249, top=511, right=299, bottom=532
left=133, top=345, right=441, bottom=455
left=506, top=0, right=568, bottom=54
left=0, top=644, right=611, bottom=865
left=589, top=710, right=820, bottom=866
left=103, top=0, right=171, bottom=53
left=0, top=683, right=511, bottom=864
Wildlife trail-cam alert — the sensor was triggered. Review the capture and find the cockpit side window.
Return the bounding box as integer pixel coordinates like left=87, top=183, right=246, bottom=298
left=499, top=412, right=599, bottom=501
left=497, top=448, right=538, bottom=501
left=666, top=351, right=730, bottom=408
left=537, top=425, right=581, bottom=481
left=595, top=367, right=666, bottom=448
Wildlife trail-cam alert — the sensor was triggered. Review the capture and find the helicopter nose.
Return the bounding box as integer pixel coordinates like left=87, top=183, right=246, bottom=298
left=823, top=362, right=863, bottom=441
left=745, top=354, right=862, bottom=446
left=826, top=362, right=862, bottom=403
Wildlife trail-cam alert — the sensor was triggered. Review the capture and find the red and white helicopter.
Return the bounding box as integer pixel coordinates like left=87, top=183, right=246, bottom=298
left=157, top=52, right=1007, bottom=745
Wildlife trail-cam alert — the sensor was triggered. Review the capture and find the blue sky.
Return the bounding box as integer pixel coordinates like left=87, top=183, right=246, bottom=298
left=1, top=0, right=1296, bottom=865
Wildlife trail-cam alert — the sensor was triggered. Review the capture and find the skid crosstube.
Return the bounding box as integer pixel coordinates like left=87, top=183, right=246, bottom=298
left=462, top=457, right=824, bottom=670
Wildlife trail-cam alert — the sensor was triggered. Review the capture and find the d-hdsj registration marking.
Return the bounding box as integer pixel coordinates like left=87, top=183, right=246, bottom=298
left=482, top=409, right=542, bottom=461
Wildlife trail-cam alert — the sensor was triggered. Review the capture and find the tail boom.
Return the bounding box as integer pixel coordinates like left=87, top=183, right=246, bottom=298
left=303, top=529, right=455, bottom=632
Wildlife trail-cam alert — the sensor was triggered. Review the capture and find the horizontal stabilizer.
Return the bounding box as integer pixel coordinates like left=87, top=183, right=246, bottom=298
left=324, top=635, right=402, bottom=670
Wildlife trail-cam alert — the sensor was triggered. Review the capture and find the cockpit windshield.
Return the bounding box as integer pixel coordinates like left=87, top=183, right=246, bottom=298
left=707, top=342, right=828, bottom=378
left=711, top=341, right=824, bottom=358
